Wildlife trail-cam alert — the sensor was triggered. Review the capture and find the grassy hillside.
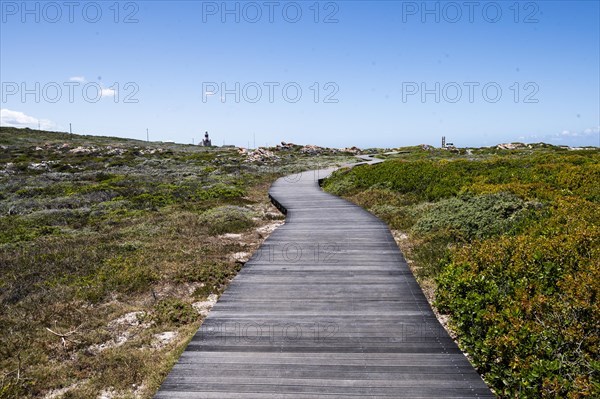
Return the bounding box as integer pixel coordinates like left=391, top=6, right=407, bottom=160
left=0, top=127, right=355, bottom=398
left=322, top=145, right=600, bottom=398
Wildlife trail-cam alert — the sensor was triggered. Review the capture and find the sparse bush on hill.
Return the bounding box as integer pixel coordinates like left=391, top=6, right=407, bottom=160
left=152, top=299, right=198, bottom=327
left=199, top=205, right=256, bottom=235
left=412, top=192, right=529, bottom=240
left=368, top=204, right=415, bottom=231
left=175, top=260, right=242, bottom=297
left=0, top=127, right=354, bottom=398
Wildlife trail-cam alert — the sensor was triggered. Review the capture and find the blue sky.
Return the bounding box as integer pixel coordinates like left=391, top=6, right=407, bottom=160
left=1, top=0, right=599, bottom=148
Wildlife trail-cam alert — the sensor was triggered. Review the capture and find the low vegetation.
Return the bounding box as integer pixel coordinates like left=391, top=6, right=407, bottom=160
left=323, top=144, right=600, bottom=398
left=0, top=127, right=354, bottom=398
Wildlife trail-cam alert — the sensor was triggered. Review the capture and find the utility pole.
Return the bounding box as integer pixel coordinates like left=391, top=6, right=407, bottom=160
left=253, top=132, right=255, bottom=149
left=69, top=123, right=72, bottom=134
left=146, top=128, right=149, bottom=142
left=192, top=138, right=194, bottom=145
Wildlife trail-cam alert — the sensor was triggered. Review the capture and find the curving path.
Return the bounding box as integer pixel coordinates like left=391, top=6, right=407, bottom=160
left=155, top=161, right=494, bottom=398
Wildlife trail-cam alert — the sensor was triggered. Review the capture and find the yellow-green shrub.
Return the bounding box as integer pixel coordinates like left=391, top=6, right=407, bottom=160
left=436, top=198, right=600, bottom=398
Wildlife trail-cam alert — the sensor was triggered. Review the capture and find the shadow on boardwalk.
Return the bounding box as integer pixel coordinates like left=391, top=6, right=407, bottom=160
left=155, top=163, right=494, bottom=398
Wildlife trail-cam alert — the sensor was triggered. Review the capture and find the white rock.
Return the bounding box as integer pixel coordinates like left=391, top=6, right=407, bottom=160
left=192, top=294, right=218, bottom=316
left=108, top=311, right=145, bottom=328
left=69, top=146, right=93, bottom=153
left=256, top=221, right=284, bottom=235
left=44, top=382, right=85, bottom=399
left=88, top=311, right=148, bottom=354
left=230, top=252, right=251, bottom=263
left=152, top=331, right=178, bottom=348
left=220, top=233, right=242, bottom=239
left=98, top=388, right=116, bottom=399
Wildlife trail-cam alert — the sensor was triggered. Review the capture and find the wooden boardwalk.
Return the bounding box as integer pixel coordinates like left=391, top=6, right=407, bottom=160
left=155, top=164, right=494, bottom=398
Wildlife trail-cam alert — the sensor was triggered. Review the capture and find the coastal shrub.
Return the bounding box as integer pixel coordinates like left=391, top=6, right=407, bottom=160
left=198, top=205, right=255, bottom=235
left=323, top=149, right=600, bottom=397
left=436, top=199, right=600, bottom=397
left=412, top=192, right=528, bottom=241
left=153, top=298, right=197, bottom=326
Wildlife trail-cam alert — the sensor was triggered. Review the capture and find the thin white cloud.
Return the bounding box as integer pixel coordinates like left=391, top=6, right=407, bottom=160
left=535, top=126, right=600, bottom=146
left=68, top=77, right=122, bottom=99
left=100, top=87, right=116, bottom=97
left=0, top=109, right=55, bottom=130
left=558, top=127, right=599, bottom=138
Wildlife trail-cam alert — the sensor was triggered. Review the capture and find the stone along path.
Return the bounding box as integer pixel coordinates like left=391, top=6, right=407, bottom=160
left=155, top=165, right=494, bottom=398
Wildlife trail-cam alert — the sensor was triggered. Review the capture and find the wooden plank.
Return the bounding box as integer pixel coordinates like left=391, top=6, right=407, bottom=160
left=155, top=165, right=494, bottom=398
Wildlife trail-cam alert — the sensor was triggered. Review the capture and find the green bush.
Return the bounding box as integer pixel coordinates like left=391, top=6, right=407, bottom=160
left=412, top=192, right=529, bottom=241
left=0, top=216, right=61, bottom=244
left=324, top=152, right=600, bottom=203
left=90, top=347, right=150, bottom=390
left=198, top=205, right=255, bottom=235
left=410, top=230, right=454, bottom=279
left=436, top=199, right=600, bottom=397
left=196, top=183, right=245, bottom=201
left=321, top=167, right=355, bottom=195
left=369, top=204, right=415, bottom=230
left=323, top=149, right=600, bottom=398
left=152, top=298, right=197, bottom=326
left=176, top=261, right=242, bottom=297
left=75, top=256, right=159, bottom=303
left=350, top=186, right=419, bottom=208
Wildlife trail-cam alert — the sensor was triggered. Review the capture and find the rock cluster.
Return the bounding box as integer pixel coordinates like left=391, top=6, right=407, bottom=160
left=243, top=147, right=280, bottom=162
left=340, top=146, right=361, bottom=154
left=496, top=143, right=531, bottom=150
left=239, top=141, right=362, bottom=162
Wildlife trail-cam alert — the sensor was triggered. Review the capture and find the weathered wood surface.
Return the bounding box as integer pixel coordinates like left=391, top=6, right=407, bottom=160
left=155, top=164, right=494, bottom=398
